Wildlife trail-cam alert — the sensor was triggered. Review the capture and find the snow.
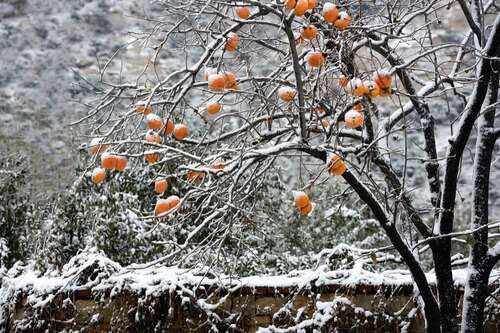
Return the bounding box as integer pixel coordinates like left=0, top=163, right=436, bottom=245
left=256, top=298, right=371, bottom=333
left=3, top=250, right=499, bottom=307
left=2, top=249, right=500, bottom=330
left=0, top=249, right=121, bottom=323
left=488, top=241, right=500, bottom=258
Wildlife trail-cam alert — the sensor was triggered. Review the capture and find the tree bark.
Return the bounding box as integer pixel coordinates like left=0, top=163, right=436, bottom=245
left=435, top=14, right=500, bottom=333
left=460, top=71, right=498, bottom=333
left=342, top=170, right=441, bottom=333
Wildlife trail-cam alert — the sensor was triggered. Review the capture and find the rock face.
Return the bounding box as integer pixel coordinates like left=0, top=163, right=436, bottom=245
left=0, top=0, right=154, bottom=193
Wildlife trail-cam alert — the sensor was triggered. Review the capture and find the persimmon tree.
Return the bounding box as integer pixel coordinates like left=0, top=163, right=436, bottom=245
left=75, top=1, right=500, bottom=332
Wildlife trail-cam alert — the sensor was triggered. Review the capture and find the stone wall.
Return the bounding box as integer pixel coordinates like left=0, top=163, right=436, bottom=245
left=5, top=281, right=500, bottom=332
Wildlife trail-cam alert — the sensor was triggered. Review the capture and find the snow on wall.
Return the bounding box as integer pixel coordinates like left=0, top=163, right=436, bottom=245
left=1, top=248, right=499, bottom=314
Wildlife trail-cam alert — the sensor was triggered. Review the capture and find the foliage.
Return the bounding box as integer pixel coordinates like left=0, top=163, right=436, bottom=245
left=39, top=164, right=166, bottom=268
left=70, top=1, right=500, bottom=331
left=38, top=162, right=373, bottom=274
left=231, top=173, right=385, bottom=275
left=0, top=154, right=37, bottom=269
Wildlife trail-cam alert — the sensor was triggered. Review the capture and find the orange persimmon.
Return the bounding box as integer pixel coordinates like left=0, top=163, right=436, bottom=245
left=154, top=195, right=181, bottom=216
left=277, top=86, right=297, bottom=102
left=334, top=12, right=351, bottom=30
left=235, top=6, right=251, bottom=19
left=299, top=202, right=314, bottom=216
left=145, top=153, right=160, bottom=164
left=208, top=73, right=226, bottom=91
left=225, top=32, right=239, bottom=51
left=154, top=178, right=169, bottom=194
left=306, top=52, right=325, bottom=68
left=146, top=131, right=162, bottom=144
left=293, top=191, right=310, bottom=209
left=164, top=119, right=175, bottom=136
left=294, top=0, right=309, bottom=16
left=100, top=153, right=116, bottom=170
left=114, top=155, right=128, bottom=172
left=344, top=110, right=364, bottom=129
left=302, top=25, right=318, bottom=40
left=364, top=80, right=381, bottom=97
left=293, top=191, right=315, bottom=216
left=91, top=167, right=106, bottom=184
left=322, top=3, right=339, bottom=23
left=146, top=114, right=163, bottom=130
left=308, top=0, right=318, bottom=9
left=373, top=69, right=392, bottom=92
left=173, top=124, right=189, bottom=140
left=186, top=170, right=205, bottom=184
left=224, top=72, right=238, bottom=89
left=207, top=101, right=222, bottom=115
left=285, top=0, right=296, bottom=10
left=328, top=153, right=347, bottom=176
left=347, top=78, right=368, bottom=97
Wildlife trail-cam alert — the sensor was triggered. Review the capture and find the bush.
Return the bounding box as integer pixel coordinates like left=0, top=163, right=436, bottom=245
left=34, top=161, right=383, bottom=275
left=0, top=154, right=37, bottom=269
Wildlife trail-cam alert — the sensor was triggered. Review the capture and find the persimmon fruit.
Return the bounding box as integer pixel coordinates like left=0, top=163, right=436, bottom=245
left=207, top=101, right=222, bottom=115
left=235, top=6, right=251, bottom=19
left=114, top=156, right=128, bottom=172
left=334, top=12, right=351, bottom=30
left=302, top=25, right=318, bottom=40
left=101, top=153, right=116, bottom=170
left=154, top=195, right=181, bottom=216
left=225, top=32, right=239, bottom=51
left=329, top=154, right=347, bottom=176
left=208, top=73, right=226, bottom=91
left=294, top=0, right=309, bottom=16
left=91, top=167, right=106, bottom=184
left=146, top=114, right=163, bottom=130
left=344, top=110, right=364, bottom=129
left=306, top=52, right=325, bottom=68
left=146, top=131, right=162, bottom=144
left=164, top=119, right=175, bottom=136
left=278, top=86, right=297, bottom=102
left=154, top=178, right=169, bottom=194
left=322, top=3, right=339, bottom=23
left=145, top=153, right=160, bottom=164
left=173, top=124, right=189, bottom=140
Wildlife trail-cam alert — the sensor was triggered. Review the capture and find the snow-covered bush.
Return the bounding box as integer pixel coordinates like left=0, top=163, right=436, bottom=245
left=0, top=154, right=39, bottom=270
left=36, top=162, right=374, bottom=275
left=38, top=164, right=168, bottom=268
left=229, top=174, right=385, bottom=275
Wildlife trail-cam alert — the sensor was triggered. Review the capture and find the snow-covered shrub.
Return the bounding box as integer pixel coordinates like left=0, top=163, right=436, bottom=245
left=38, top=164, right=171, bottom=269
left=228, top=173, right=386, bottom=275
left=34, top=162, right=380, bottom=275
left=0, top=154, right=39, bottom=270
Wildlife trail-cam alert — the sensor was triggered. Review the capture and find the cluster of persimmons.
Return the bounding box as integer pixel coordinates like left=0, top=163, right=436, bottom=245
left=86, top=0, right=394, bottom=218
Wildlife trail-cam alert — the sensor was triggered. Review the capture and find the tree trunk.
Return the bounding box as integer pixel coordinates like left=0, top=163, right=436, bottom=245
left=435, top=14, right=500, bottom=333
left=432, top=247, right=457, bottom=332
left=461, top=72, right=498, bottom=333
left=342, top=171, right=441, bottom=333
